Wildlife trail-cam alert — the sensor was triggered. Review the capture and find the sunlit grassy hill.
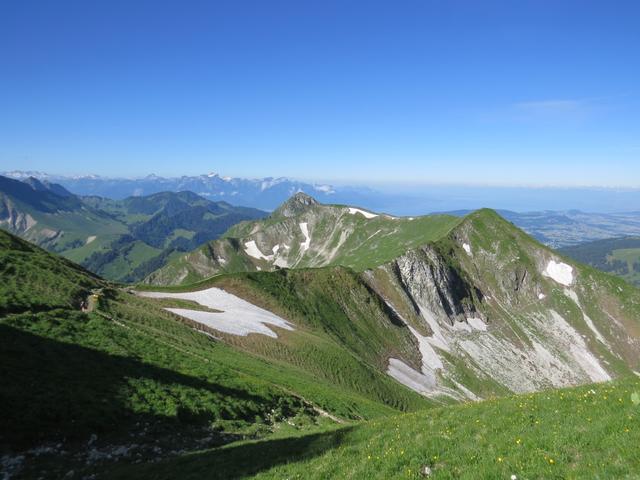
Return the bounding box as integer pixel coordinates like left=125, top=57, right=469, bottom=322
left=111, top=375, right=640, bottom=479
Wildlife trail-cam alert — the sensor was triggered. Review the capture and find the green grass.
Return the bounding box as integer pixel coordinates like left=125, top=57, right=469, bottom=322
left=0, top=230, right=433, bottom=479
left=323, top=214, right=461, bottom=272
left=136, top=267, right=432, bottom=413
left=6, top=209, right=640, bottom=479
left=0, top=229, right=101, bottom=315
left=63, top=233, right=122, bottom=264
left=111, top=376, right=640, bottom=479
left=98, top=240, right=163, bottom=279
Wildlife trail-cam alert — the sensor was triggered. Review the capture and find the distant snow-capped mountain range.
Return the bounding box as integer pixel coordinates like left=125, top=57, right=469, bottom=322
left=4, top=170, right=640, bottom=248
left=1, top=171, right=367, bottom=211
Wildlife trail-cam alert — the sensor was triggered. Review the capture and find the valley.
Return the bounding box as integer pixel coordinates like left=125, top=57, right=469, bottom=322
left=2, top=192, right=640, bottom=479
left=0, top=175, right=266, bottom=282
left=560, top=236, right=640, bottom=287
left=5, top=4, right=639, bottom=478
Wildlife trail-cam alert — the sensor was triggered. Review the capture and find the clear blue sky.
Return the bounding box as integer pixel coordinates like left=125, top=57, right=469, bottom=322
left=1, top=1, right=639, bottom=186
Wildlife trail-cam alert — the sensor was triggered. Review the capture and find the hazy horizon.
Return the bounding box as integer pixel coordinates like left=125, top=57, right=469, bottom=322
left=5, top=168, right=640, bottom=214
left=2, top=1, right=639, bottom=187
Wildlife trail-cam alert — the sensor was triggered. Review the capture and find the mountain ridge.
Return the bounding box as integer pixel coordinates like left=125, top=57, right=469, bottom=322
left=142, top=195, right=640, bottom=401
left=0, top=175, right=267, bottom=282
left=3, top=194, right=640, bottom=477
left=144, top=194, right=461, bottom=285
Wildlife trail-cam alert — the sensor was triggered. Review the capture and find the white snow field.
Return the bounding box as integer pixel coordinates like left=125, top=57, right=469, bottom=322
left=138, top=287, right=294, bottom=338
left=244, top=240, right=272, bottom=260
left=347, top=207, right=378, bottom=219
left=466, top=317, right=488, bottom=331
left=387, top=358, right=437, bottom=394
left=462, top=243, right=472, bottom=255
left=299, top=222, right=311, bottom=252
left=543, top=260, right=574, bottom=286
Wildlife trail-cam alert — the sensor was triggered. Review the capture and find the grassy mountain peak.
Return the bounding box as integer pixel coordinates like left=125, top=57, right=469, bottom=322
left=145, top=194, right=462, bottom=285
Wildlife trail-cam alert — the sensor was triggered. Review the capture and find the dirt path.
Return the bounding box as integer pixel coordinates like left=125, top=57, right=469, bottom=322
left=82, top=288, right=103, bottom=313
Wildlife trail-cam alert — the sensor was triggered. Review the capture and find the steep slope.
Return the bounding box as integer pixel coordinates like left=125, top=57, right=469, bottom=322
left=0, top=230, right=432, bottom=478
left=0, top=175, right=267, bottom=282
left=559, top=236, right=640, bottom=286
left=142, top=208, right=640, bottom=403
left=146, top=192, right=461, bottom=285
left=363, top=209, right=640, bottom=398
left=139, top=268, right=435, bottom=406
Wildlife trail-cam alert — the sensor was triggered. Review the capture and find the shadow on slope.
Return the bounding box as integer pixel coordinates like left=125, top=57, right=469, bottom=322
left=0, top=321, right=280, bottom=451
left=111, top=426, right=353, bottom=480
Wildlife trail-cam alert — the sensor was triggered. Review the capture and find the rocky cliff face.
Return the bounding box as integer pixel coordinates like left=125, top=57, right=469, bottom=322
left=143, top=197, right=640, bottom=404
left=364, top=209, right=640, bottom=400
left=274, top=192, right=319, bottom=218
left=0, top=196, right=38, bottom=234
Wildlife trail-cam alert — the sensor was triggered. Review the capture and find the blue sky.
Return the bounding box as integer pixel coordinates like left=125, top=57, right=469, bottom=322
left=1, top=1, right=639, bottom=186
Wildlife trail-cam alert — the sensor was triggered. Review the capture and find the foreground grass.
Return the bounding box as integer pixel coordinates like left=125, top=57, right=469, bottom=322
left=112, top=376, right=640, bottom=479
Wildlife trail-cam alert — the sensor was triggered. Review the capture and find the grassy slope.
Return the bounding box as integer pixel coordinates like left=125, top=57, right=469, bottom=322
left=306, top=213, right=461, bottom=271
left=144, top=209, right=640, bottom=405
left=0, top=229, right=101, bottom=315
left=1, top=230, right=434, bottom=478
left=112, top=375, right=640, bottom=479
left=5, top=209, right=640, bottom=477
left=138, top=268, right=432, bottom=413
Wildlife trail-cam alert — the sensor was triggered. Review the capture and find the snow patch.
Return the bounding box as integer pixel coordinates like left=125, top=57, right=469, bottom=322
left=467, top=317, right=488, bottom=331
left=138, top=288, right=294, bottom=338
left=244, top=240, right=272, bottom=261
left=273, top=257, right=289, bottom=268
left=347, top=207, right=378, bottom=219
left=299, top=223, right=311, bottom=252
left=462, top=243, right=472, bottom=255
left=538, top=293, right=546, bottom=300
left=408, top=326, right=444, bottom=370
left=387, top=358, right=437, bottom=393
left=543, top=260, right=574, bottom=286
left=418, top=307, right=450, bottom=352
left=86, top=235, right=97, bottom=245
left=452, top=321, right=473, bottom=332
